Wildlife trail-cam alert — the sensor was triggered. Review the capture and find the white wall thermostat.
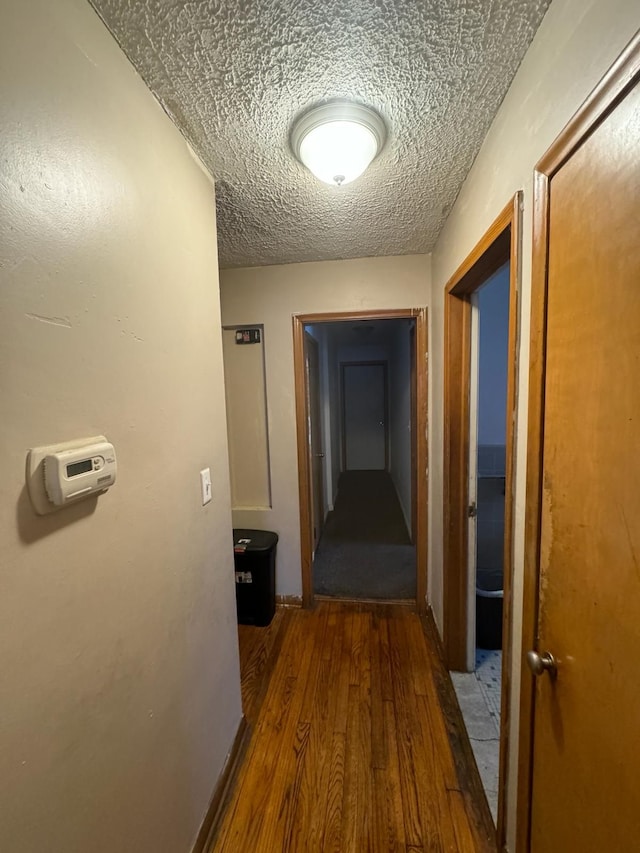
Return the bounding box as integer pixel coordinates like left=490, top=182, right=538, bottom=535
left=26, top=435, right=117, bottom=515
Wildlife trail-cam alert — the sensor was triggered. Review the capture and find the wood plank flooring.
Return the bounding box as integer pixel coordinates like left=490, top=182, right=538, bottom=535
left=213, top=602, right=495, bottom=852
left=237, top=606, right=288, bottom=725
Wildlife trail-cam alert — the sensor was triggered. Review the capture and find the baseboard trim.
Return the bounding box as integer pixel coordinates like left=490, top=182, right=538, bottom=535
left=192, top=715, right=250, bottom=853
left=275, top=594, right=303, bottom=608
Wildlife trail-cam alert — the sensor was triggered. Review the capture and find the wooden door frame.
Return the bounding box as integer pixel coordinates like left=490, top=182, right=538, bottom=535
left=516, top=32, right=640, bottom=853
left=443, top=193, right=521, bottom=849
left=293, top=308, right=428, bottom=611
left=340, top=360, right=389, bottom=471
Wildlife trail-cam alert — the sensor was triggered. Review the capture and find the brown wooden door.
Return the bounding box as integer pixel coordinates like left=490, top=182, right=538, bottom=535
left=528, top=79, right=640, bottom=850
left=304, top=332, right=324, bottom=551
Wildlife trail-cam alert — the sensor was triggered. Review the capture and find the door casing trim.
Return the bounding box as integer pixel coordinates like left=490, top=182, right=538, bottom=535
left=292, top=308, right=428, bottom=612
left=517, top=30, right=640, bottom=853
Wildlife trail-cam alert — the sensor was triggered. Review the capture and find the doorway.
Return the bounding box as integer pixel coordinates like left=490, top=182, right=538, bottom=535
left=443, top=195, right=521, bottom=847
left=450, top=262, right=511, bottom=823
left=320, top=325, right=411, bottom=600
left=292, top=308, right=428, bottom=609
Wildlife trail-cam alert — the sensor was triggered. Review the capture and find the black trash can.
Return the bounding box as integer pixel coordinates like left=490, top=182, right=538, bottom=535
left=476, top=568, right=503, bottom=650
left=233, top=529, right=278, bottom=627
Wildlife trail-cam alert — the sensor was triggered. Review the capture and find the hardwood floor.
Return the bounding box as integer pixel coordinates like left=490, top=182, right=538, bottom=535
left=237, top=606, right=289, bottom=725
left=213, top=602, right=495, bottom=852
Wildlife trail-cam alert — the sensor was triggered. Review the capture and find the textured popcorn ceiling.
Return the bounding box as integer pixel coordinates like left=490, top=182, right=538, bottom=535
left=90, top=0, right=550, bottom=268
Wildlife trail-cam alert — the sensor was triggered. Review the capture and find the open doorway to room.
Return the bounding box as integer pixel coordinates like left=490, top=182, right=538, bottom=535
left=450, top=262, right=510, bottom=824
left=313, top=320, right=413, bottom=600
left=442, top=195, right=520, bottom=847
left=293, top=309, right=428, bottom=609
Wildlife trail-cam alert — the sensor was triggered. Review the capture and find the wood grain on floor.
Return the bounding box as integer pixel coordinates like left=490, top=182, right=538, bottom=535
left=237, top=606, right=290, bottom=725
left=214, top=602, right=495, bottom=852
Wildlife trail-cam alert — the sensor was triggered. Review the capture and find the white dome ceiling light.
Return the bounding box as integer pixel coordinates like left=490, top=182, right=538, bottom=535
left=291, top=102, right=387, bottom=187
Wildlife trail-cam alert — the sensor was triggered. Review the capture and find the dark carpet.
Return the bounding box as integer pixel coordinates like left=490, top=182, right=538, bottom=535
left=313, top=470, right=416, bottom=600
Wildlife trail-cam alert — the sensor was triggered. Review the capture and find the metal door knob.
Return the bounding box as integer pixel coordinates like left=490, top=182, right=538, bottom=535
left=526, top=650, right=557, bottom=678
left=315, top=452, right=325, bottom=458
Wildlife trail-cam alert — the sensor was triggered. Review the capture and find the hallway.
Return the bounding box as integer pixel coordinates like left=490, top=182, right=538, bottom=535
left=212, top=603, right=495, bottom=852
left=313, top=471, right=416, bottom=600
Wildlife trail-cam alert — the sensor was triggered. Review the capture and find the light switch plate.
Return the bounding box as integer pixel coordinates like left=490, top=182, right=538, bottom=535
left=200, top=468, right=212, bottom=505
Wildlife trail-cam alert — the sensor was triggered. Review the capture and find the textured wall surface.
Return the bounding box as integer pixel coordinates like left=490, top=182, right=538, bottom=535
left=90, top=0, right=550, bottom=268
left=0, top=0, right=241, bottom=849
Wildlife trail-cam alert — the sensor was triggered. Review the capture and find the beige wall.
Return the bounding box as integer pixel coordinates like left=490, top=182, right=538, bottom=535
left=0, top=1, right=241, bottom=851
left=429, top=0, right=640, bottom=847
left=222, top=328, right=271, bottom=509
left=220, top=255, right=430, bottom=598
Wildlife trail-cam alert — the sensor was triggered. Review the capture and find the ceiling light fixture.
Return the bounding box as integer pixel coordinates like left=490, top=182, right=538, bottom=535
left=291, top=102, right=386, bottom=187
